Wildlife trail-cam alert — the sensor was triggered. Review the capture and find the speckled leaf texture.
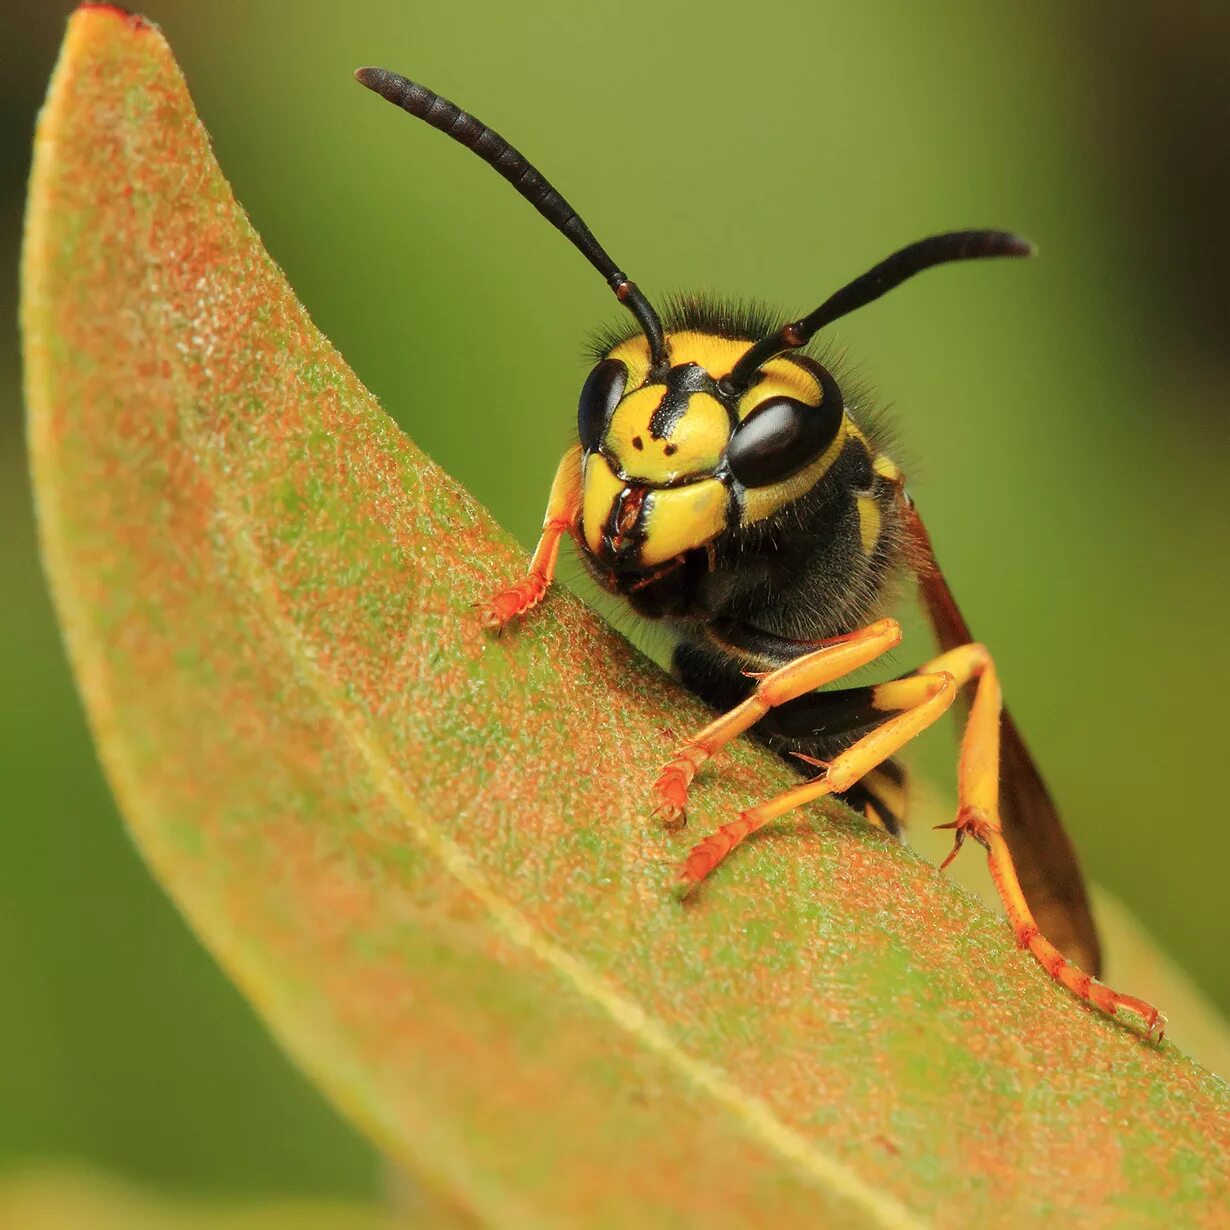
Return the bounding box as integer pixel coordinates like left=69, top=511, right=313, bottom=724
left=21, top=7, right=1229, bottom=1229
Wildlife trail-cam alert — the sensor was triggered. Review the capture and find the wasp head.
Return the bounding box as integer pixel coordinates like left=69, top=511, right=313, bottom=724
left=576, top=330, right=846, bottom=587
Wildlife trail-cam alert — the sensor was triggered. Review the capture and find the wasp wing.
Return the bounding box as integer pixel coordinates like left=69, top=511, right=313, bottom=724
left=905, top=504, right=1102, bottom=977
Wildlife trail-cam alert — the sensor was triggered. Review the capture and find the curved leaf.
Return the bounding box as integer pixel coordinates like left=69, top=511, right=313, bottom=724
left=22, top=7, right=1229, bottom=1227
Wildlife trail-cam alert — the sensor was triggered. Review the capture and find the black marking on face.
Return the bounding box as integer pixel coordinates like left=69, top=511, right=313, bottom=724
left=844, top=436, right=875, bottom=493
left=647, top=363, right=722, bottom=439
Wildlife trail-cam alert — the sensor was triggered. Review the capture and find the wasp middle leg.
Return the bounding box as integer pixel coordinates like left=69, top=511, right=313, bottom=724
left=651, top=618, right=903, bottom=828
left=677, top=635, right=1165, bottom=1035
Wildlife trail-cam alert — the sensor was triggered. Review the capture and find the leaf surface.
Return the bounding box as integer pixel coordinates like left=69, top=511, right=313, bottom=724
left=22, top=8, right=1229, bottom=1227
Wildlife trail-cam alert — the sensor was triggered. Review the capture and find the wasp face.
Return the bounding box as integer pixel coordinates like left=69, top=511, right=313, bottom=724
left=576, top=331, right=847, bottom=585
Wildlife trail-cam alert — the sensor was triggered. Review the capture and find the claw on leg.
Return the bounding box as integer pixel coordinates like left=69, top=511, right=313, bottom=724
left=478, top=577, right=550, bottom=630
left=674, top=661, right=954, bottom=891
left=649, top=620, right=903, bottom=833
left=937, top=805, right=1165, bottom=1039
left=934, top=805, right=996, bottom=871
left=679, top=811, right=761, bottom=888
left=651, top=746, right=708, bottom=828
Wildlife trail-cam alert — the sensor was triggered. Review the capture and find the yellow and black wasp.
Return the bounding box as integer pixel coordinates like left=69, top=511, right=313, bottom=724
left=356, top=66, right=1163, bottom=1037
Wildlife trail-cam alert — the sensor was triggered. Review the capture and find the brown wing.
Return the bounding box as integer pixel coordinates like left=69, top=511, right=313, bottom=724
left=903, top=502, right=1102, bottom=977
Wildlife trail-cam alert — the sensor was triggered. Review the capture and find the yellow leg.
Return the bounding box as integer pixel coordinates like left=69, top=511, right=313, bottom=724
left=651, top=619, right=903, bottom=828
left=479, top=445, right=583, bottom=630
left=679, top=666, right=957, bottom=881
left=932, top=644, right=1165, bottom=1038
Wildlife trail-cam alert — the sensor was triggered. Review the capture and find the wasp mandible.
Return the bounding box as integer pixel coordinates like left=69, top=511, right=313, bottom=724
left=356, top=65, right=1163, bottom=1038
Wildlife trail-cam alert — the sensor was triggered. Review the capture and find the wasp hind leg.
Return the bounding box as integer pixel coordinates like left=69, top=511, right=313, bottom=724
left=479, top=444, right=583, bottom=630
left=929, top=642, right=1164, bottom=1038
left=680, top=638, right=1165, bottom=1037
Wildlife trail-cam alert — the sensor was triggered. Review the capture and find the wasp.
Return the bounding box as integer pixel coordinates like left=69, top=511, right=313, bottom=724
left=356, top=66, right=1163, bottom=1038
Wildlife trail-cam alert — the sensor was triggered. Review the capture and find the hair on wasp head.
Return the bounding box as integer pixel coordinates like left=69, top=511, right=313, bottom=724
left=566, top=230, right=1034, bottom=591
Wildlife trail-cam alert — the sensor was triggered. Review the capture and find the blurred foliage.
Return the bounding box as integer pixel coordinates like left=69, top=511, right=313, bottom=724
left=3, top=0, right=1227, bottom=1210
left=0, top=1167, right=399, bottom=1230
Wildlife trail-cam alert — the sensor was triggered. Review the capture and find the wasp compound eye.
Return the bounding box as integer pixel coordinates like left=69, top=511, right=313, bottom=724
left=578, top=358, right=628, bottom=452
left=726, top=394, right=842, bottom=488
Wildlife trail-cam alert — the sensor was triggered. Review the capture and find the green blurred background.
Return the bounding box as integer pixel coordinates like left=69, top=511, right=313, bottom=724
left=2, top=0, right=1227, bottom=1210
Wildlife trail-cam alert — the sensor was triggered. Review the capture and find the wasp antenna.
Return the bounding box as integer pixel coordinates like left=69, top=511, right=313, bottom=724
left=354, top=66, right=667, bottom=366
left=725, top=230, right=1033, bottom=391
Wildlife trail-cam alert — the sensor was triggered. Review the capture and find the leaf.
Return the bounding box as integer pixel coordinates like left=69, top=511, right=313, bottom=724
left=22, top=7, right=1229, bottom=1227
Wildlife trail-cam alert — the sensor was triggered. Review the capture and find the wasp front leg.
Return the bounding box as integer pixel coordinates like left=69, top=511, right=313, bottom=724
left=652, top=618, right=903, bottom=827
left=930, top=643, right=1165, bottom=1038
left=479, top=444, right=583, bottom=630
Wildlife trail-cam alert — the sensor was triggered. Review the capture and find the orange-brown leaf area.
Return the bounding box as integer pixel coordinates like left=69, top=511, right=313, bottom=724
left=22, top=7, right=1229, bottom=1228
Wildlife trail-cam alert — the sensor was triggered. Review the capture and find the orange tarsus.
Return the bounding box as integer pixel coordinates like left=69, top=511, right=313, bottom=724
left=938, top=806, right=1166, bottom=1041
left=478, top=567, right=553, bottom=630
left=679, top=813, right=758, bottom=889
left=670, top=629, right=1165, bottom=1039
left=479, top=446, right=582, bottom=632
left=651, top=620, right=902, bottom=833
left=651, top=745, right=708, bottom=829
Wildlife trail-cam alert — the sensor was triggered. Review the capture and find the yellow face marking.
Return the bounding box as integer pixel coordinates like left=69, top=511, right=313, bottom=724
left=605, top=335, right=653, bottom=391
left=857, top=493, right=882, bottom=554
left=741, top=418, right=849, bottom=525
left=604, top=387, right=729, bottom=483
left=639, top=479, right=729, bottom=567
left=661, top=332, right=749, bottom=378
left=736, top=357, right=822, bottom=421
left=606, top=332, right=820, bottom=406
left=580, top=452, right=624, bottom=555
left=608, top=331, right=751, bottom=382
